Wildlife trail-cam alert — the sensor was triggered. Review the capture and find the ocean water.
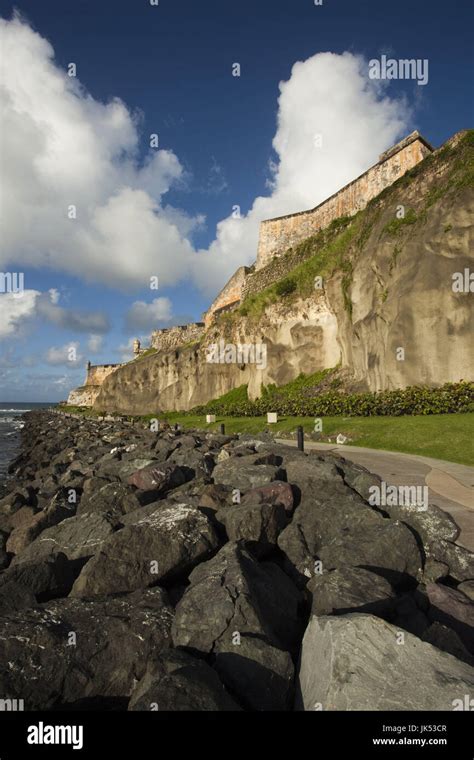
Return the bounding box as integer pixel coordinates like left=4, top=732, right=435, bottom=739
left=0, top=402, right=55, bottom=493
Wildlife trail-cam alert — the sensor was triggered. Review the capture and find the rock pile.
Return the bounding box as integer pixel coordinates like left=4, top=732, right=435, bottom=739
left=0, top=411, right=473, bottom=710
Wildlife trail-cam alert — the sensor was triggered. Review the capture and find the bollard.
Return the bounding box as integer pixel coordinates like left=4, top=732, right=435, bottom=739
left=297, top=425, right=304, bottom=452
left=220, top=423, right=225, bottom=435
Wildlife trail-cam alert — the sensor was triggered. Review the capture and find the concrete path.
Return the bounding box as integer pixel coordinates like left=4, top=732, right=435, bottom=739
left=276, top=439, right=474, bottom=551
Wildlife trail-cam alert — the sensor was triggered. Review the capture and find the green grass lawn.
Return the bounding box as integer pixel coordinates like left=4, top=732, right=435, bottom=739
left=163, top=412, right=474, bottom=466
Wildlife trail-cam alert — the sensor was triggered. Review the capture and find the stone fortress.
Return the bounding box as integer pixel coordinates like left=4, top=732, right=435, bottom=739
left=67, top=130, right=434, bottom=407
left=204, top=131, right=433, bottom=326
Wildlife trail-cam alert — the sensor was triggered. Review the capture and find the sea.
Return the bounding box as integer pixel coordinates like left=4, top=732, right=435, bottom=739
left=0, top=402, right=55, bottom=495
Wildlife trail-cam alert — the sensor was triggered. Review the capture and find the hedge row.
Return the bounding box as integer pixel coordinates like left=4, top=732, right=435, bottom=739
left=190, top=382, right=474, bottom=418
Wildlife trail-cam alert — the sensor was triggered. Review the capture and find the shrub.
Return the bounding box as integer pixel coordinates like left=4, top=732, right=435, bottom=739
left=187, top=381, right=474, bottom=418
left=275, top=277, right=296, bottom=297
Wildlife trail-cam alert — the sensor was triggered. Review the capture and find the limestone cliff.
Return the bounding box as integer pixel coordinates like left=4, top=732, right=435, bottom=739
left=93, top=131, right=473, bottom=414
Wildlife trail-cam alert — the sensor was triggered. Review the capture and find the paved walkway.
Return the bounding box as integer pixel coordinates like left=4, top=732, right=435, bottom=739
left=276, top=440, right=474, bottom=551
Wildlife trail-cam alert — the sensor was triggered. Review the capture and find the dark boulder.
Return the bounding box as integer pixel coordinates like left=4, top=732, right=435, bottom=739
left=172, top=542, right=302, bottom=710
left=127, top=463, right=188, bottom=504
left=0, top=588, right=173, bottom=709
left=128, top=650, right=239, bottom=711
left=307, top=566, right=396, bottom=617
left=216, top=502, right=288, bottom=551
left=71, top=503, right=219, bottom=597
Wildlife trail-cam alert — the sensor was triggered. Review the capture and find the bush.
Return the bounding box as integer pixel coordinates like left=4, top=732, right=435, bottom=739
left=188, top=381, right=474, bottom=418
left=275, top=277, right=296, bottom=297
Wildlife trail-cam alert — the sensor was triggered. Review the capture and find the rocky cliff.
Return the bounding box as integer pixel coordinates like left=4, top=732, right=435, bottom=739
left=93, top=131, right=473, bottom=415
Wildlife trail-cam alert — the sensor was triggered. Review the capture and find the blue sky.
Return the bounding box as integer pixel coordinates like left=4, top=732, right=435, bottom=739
left=0, top=0, right=472, bottom=401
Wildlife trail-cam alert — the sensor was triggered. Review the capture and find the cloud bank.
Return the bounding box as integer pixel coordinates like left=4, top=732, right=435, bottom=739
left=0, top=14, right=410, bottom=299
left=0, top=288, right=109, bottom=339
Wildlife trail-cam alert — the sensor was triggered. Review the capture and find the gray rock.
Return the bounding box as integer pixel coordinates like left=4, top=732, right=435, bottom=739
left=173, top=542, right=301, bottom=653
left=166, top=449, right=215, bottom=479
left=240, top=481, right=294, bottom=513
left=334, top=458, right=381, bottom=501
left=0, top=588, right=173, bottom=709
left=12, top=512, right=116, bottom=566
left=128, top=650, right=239, bottom=711
left=425, top=539, right=474, bottom=583
left=0, top=579, right=37, bottom=614
left=172, top=542, right=301, bottom=710
left=0, top=530, right=8, bottom=569
left=422, top=623, right=474, bottom=666
left=212, top=458, right=284, bottom=491
left=317, top=520, right=423, bottom=587
left=458, top=580, right=474, bottom=600
left=425, top=582, right=474, bottom=653
left=71, top=503, right=219, bottom=597
left=216, top=502, right=288, bottom=550
left=127, top=463, right=188, bottom=503
left=296, top=614, right=474, bottom=711
left=214, top=635, right=294, bottom=711
left=307, top=566, right=395, bottom=616
left=78, top=479, right=140, bottom=518
left=284, top=454, right=342, bottom=490
left=6, top=493, right=73, bottom=556
left=0, top=552, right=76, bottom=601
left=277, top=481, right=385, bottom=584
left=196, top=483, right=234, bottom=511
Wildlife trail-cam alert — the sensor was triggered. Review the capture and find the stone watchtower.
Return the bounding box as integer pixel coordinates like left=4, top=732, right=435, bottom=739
left=133, top=339, right=141, bottom=356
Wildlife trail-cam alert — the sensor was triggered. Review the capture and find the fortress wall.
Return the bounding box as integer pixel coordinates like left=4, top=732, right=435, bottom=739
left=256, top=132, right=433, bottom=270
left=203, top=266, right=250, bottom=327
left=151, top=322, right=205, bottom=352
left=85, top=364, right=122, bottom=386
left=67, top=363, right=122, bottom=406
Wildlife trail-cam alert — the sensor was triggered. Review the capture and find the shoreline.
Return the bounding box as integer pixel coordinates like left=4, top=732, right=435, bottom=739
left=0, top=410, right=473, bottom=711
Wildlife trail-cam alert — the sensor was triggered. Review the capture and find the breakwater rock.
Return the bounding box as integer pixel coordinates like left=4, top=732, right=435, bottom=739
left=0, top=411, right=473, bottom=711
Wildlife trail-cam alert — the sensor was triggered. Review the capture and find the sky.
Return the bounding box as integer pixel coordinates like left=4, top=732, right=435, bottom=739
left=0, top=0, right=472, bottom=401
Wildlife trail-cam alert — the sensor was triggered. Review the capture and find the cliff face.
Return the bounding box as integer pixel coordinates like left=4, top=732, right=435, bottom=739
left=332, top=185, right=473, bottom=391
left=93, top=297, right=340, bottom=414
left=93, top=132, right=474, bottom=414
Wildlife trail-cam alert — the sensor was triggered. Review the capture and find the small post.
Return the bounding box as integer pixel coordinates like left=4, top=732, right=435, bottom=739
left=297, top=425, right=304, bottom=452
left=220, top=423, right=225, bottom=435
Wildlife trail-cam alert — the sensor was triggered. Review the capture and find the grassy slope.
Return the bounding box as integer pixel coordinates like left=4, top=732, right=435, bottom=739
left=163, top=412, right=474, bottom=466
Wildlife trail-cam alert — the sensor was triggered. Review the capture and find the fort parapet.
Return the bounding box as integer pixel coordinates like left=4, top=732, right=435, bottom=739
left=255, top=131, right=433, bottom=270
left=203, top=266, right=250, bottom=328
left=151, top=322, right=205, bottom=352
left=67, top=362, right=123, bottom=406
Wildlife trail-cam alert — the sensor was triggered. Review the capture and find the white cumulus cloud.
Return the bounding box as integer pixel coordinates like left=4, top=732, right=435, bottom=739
left=0, top=13, right=198, bottom=291
left=1, top=15, right=411, bottom=300
left=87, top=334, right=103, bottom=353
left=46, top=341, right=83, bottom=367
left=125, top=297, right=173, bottom=331
left=0, top=290, right=40, bottom=338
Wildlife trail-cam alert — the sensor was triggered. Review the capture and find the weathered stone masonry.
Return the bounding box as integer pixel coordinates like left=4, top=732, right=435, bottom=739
left=204, top=266, right=251, bottom=328
left=67, top=362, right=122, bottom=406
left=200, top=131, right=433, bottom=325
left=151, top=322, right=205, bottom=352
left=85, top=363, right=122, bottom=386
left=255, top=131, right=433, bottom=270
